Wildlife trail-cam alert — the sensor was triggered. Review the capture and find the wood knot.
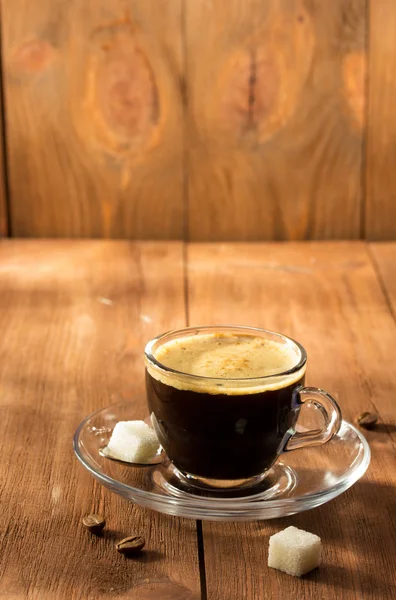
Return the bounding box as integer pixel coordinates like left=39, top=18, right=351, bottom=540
left=10, top=39, right=56, bottom=74
left=79, top=20, right=159, bottom=157
left=214, top=1, right=314, bottom=143
left=342, top=51, right=366, bottom=129
left=220, top=51, right=280, bottom=134
left=96, top=48, right=157, bottom=140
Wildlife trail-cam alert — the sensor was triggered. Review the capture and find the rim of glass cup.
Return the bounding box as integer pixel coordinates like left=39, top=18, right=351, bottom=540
left=144, top=325, right=307, bottom=384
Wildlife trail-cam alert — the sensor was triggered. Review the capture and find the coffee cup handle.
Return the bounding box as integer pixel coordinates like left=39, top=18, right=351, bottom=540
left=284, top=387, right=342, bottom=452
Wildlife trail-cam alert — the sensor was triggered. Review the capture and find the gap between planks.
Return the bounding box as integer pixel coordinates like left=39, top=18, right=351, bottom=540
left=183, top=241, right=208, bottom=600
left=367, top=244, right=396, bottom=325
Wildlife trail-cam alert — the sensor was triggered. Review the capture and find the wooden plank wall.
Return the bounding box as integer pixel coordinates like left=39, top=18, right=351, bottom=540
left=366, top=0, right=396, bottom=240
left=0, top=81, right=8, bottom=236
left=3, top=1, right=184, bottom=239
left=0, top=0, right=395, bottom=240
left=186, top=0, right=365, bottom=241
left=0, top=2, right=9, bottom=237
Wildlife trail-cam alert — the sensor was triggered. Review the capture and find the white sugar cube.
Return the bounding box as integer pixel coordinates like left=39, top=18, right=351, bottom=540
left=268, top=526, right=321, bottom=577
left=104, top=420, right=160, bottom=464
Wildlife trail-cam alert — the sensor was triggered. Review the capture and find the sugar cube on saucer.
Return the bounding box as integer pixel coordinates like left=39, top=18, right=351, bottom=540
left=268, top=526, right=321, bottom=577
left=104, top=420, right=160, bottom=464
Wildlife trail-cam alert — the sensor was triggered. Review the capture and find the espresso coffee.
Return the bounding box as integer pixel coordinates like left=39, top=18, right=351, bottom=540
left=145, top=332, right=306, bottom=481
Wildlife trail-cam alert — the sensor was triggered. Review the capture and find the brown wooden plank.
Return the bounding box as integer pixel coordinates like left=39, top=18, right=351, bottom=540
left=0, top=21, right=9, bottom=237
left=188, top=241, right=396, bottom=599
left=366, top=2, right=396, bottom=240
left=370, top=242, right=396, bottom=317
left=0, top=241, right=200, bottom=599
left=186, top=1, right=366, bottom=241
left=3, top=2, right=183, bottom=238
left=0, top=119, right=8, bottom=235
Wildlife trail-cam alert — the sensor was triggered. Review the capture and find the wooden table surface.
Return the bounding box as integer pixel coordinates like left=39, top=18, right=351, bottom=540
left=0, top=240, right=395, bottom=600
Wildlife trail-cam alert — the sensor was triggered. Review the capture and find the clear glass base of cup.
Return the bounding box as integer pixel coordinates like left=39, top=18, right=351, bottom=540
left=173, top=466, right=269, bottom=492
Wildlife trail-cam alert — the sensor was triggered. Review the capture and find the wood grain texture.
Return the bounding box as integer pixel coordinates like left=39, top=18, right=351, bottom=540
left=187, top=242, right=396, bottom=599
left=186, top=0, right=366, bottom=241
left=370, top=243, right=396, bottom=317
left=3, top=2, right=184, bottom=238
left=0, top=241, right=200, bottom=600
left=0, top=34, right=8, bottom=236
left=366, top=1, right=396, bottom=240
left=0, top=119, right=8, bottom=235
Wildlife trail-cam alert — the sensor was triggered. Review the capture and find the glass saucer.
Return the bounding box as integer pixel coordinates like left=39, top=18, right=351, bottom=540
left=73, top=401, right=370, bottom=521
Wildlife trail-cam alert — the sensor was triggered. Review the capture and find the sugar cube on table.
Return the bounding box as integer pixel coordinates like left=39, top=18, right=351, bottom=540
left=268, top=526, right=321, bottom=577
left=104, top=420, right=160, bottom=464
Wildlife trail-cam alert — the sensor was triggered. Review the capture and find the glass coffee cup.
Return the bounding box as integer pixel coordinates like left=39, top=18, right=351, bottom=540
left=144, top=326, right=341, bottom=490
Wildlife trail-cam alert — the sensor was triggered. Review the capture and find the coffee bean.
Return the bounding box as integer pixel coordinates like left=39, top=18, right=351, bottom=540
left=357, top=412, right=378, bottom=429
left=82, top=514, right=106, bottom=534
left=116, top=535, right=145, bottom=556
